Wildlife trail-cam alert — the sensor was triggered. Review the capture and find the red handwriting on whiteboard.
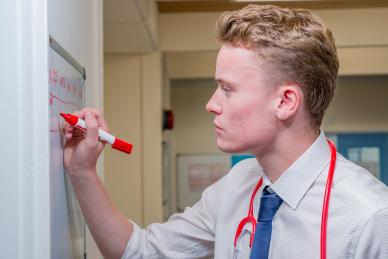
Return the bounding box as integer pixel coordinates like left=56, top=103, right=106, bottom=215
left=49, top=69, right=59, bottom=86
left=49, top=92, right=81, bottom=109
left=49, top=67, right=83, bottom=103
left=59, top=76, right=65, bottom=87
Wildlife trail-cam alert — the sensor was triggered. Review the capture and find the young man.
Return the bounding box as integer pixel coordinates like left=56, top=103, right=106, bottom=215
left=64, top=5, right=388, bottom=259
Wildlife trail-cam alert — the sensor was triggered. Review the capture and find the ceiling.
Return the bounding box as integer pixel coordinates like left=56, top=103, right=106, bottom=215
left=157, top=0, right=388, bottom=13
left=104, top=0, right=388, bottom=53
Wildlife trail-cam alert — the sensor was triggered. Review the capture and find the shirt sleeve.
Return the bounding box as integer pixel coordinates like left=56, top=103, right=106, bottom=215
left=121, top=175, right=228, bottom=259
left=355, top=207, right=388, bottom=258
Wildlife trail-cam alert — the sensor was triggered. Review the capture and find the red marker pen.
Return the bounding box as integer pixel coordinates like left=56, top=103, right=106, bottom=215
left=60, top=113, right=133, bottom=155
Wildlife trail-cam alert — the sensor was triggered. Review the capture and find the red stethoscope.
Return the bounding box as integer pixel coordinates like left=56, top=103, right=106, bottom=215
left=234, top=139, right=337, bottom=259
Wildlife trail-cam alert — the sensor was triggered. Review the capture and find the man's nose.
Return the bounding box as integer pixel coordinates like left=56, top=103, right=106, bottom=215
left=206, top=91, right=222, bottom=115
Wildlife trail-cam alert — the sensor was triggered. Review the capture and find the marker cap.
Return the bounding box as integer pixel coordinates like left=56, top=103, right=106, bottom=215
left=60, top=113, right=78, bottom=126
left=112, top=138, right=133, bottom=154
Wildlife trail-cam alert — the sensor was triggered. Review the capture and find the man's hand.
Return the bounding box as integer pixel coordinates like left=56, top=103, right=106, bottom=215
left=62, top=108, right=132, bottom=259
left=63, top=108, right=108, bottom=174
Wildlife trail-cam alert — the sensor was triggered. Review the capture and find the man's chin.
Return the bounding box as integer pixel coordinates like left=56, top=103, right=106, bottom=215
left=217, top=142, right=244, bottom=154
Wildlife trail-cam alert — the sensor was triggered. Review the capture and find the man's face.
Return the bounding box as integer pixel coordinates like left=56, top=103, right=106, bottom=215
left=206, top=44, right=277, bottom=155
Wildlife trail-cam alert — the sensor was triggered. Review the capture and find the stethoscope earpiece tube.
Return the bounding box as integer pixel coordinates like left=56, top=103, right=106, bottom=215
left=320, top=139, right=337, bottom=259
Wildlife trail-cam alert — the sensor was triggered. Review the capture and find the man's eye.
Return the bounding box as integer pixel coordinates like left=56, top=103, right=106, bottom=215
left=221, top=85, right=232, bottom=93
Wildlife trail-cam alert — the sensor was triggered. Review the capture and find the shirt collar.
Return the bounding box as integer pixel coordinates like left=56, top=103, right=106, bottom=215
left=262, top=131, right=331, bottom=210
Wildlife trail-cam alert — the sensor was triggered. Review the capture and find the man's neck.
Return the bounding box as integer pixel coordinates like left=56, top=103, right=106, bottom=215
left=256, top=128, right=320, bottom=183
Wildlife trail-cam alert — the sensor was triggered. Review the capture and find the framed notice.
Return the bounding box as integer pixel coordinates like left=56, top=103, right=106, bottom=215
left=177, top=154, right=231, bottom=211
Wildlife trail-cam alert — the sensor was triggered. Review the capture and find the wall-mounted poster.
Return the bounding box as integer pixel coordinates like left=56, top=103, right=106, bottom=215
left=177, top=154, right=231, bottom=211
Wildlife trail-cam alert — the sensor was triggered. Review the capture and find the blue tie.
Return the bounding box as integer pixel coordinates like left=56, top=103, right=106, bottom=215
left=250, top=187, right=283, bottom=259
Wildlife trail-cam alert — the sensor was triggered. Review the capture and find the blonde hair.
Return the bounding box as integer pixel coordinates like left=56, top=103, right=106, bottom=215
left=216, top=4, right=339, bottom=128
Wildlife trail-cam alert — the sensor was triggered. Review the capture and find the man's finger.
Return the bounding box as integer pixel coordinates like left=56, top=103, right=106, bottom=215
left=74, top=108, right=109, bottom=132
left=95, top=111, right=109, bottom=132
left=85, top=111, right=99, bottom=148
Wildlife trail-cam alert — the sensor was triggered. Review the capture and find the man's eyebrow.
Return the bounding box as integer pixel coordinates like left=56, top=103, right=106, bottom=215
left=215, top=78, right=227, bottom=84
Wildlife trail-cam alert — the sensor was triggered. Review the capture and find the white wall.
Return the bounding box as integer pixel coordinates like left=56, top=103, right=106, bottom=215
left=0, top=0, right=103, bottom=258
left=0, top=0, right=49, bottom=258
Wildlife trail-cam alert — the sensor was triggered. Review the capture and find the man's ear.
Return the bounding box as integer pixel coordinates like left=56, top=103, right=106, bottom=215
left=275, top=84, right=302, bottom=121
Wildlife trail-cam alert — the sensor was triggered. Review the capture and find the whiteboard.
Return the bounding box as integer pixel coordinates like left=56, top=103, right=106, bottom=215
left=49, top=36, right=85, bottom=259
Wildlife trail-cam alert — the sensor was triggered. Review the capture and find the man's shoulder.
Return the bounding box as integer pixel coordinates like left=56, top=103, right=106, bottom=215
left=203, top=157, right=261, bottom=195
left=217, top=157, right=264, bottom=192
left=228, top=157, right=264, bottom=179
left=334, top=153, right=388, bottom=212
left=230, top=157, right=259, bottom=171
